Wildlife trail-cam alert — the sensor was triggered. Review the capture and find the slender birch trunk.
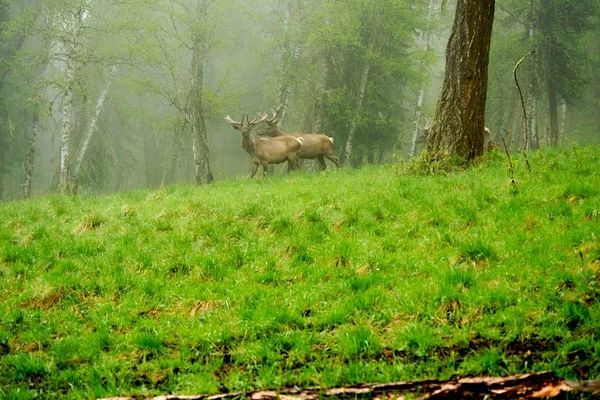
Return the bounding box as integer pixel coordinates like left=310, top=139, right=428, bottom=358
left=526, top=92, right=539, bottom=150
left=559, top=98, right=567, bottom=139
left=548, top=77, right=559, bottom=146
left=342, top=63, right=370, bottom=166
left=409, top=0, right=435, bottom=157
left=313, top=53, right=329, bottom=133
left=58, top=54, right=76, bottom=194
left=277, top=0, right=295, bottom=125
left=23, top=112, right=39, bottom=198
left=73, top=66, right=117, bottom=179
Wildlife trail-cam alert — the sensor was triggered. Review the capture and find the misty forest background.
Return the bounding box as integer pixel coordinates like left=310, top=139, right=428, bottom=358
left=1, top=0, right=599, bottom=200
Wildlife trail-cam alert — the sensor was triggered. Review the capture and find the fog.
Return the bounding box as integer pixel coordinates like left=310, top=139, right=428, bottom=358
left=0, top=0, right=598, bottom=200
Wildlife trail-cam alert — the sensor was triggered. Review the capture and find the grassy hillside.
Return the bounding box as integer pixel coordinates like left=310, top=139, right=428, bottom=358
left=1, top=146, right=599, bottom=399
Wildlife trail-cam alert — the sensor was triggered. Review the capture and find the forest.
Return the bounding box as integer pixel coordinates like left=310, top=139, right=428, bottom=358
left=0, top=0, right=599, bottom=199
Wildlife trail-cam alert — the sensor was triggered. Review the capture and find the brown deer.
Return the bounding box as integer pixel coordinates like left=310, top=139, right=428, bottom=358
left=224, top=113, right=303, bottom=178
left=256, top=105, right=340, bottom=170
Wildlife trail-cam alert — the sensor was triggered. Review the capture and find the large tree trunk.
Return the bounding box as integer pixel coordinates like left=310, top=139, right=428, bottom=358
left=409, top=0, right=435, bottom=158
left=426, top=0, right=495, bottom=160
left=342, top=63, right=370, bottom=166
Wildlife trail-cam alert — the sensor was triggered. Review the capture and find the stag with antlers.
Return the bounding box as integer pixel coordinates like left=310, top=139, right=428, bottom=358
left=224, top=113, right=303, bottom=178
left=256, top=105, right=340, bottom=170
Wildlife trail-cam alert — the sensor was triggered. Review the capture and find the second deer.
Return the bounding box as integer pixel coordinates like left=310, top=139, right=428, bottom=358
left=256, top=105, right=340, bottom=170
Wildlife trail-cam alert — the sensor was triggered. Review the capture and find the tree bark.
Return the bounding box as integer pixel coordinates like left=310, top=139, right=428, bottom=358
left=188, top=0, right=214, bottom=185
left=426, top=0, right=495, bottom=160
left=548, top=76, right=559, bottom=146
left=73, top=66, right=117, bottom=180
left=409, top=0, right=435, bottom=158
left=22, top=111, right=39, bottom=199
left=559, top=98, right=567, bottom=140
left=276, top=0, right=296, bottom=125
left=524, top=0, right=539, bottom=151
left=342, top=63, right=370, bottom=166
left=98, top=372, right=600, bottom=400
left=58, top=54, right=76, bottom=194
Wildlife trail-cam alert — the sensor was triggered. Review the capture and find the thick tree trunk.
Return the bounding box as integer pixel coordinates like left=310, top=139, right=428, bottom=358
left=73, top=66, right=116, bottom=180
left=409, top=0, right=435, bottom=158
left=342, top=63, right=370, bottom=166
left=426, top=0, right=495, bottom=160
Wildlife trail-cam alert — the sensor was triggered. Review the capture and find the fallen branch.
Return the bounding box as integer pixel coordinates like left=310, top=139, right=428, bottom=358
left=99, top=372, right=600, bottom=400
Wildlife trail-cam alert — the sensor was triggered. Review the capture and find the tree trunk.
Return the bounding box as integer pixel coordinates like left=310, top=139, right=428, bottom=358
left=526, top=91, right=539, bottom=150
left=426, top=0, right=495, bottom=160
left=277, top=0, right=295, bottom=124
left=409, top=0, right=435, bottom=158
left=314, top=52, right=329, bottom=133
left=73, top=66, right=116, bottom=180
left=342, top=63, right=370, bottom=166
left=0, top=104, right=7, bottom=200
left=58, top=54, right=76, bottom=194
left=143, top=128, right=162, bottom=188
left=548, top=77, right=559, bottom=146
left=559, top=98, right=567, bottom=139
left=189, top=1, right=214, bottom=185
left=23, top=111, right=39, bottom=199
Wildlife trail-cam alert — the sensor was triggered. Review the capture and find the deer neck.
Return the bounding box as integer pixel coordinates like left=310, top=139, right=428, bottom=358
left=241, top=133, right=256, bottom=155
left=272, top=126, right=285, bottom=136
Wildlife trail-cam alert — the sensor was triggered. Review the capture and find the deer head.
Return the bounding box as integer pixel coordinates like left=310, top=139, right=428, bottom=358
left=256, top=105, right=284, bottom=137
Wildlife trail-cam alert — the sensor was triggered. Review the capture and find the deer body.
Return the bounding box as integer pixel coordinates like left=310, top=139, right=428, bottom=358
left=257, top=106, right=340, bottom=170
left=225, top=114, right=303, bottom=178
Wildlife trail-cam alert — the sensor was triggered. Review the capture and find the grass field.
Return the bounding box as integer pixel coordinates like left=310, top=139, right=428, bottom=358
left=1, top=146, right=599, bottom=399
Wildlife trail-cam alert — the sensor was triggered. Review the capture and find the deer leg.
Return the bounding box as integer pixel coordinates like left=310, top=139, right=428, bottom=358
left=325, top=154, right=341, bottom=168
left=262, top=162, right=269, bottom=176
left=250, top=163, right=259, bottom=178
left=317, top=155, right=327, bottom=170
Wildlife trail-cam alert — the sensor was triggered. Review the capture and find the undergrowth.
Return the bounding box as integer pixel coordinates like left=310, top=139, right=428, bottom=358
left=0, top=145, right=599, bottom=399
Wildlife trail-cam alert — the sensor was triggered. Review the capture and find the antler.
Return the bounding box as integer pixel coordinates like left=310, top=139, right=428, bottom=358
left=247, top=112, right=268, bottom=128
left=265, top=105, right=284, bottom=125
left=224, top=115, right=244, bottom=128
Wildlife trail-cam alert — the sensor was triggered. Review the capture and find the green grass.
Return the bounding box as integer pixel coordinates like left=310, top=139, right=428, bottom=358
left=1, top=145, right=600, bottom=399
